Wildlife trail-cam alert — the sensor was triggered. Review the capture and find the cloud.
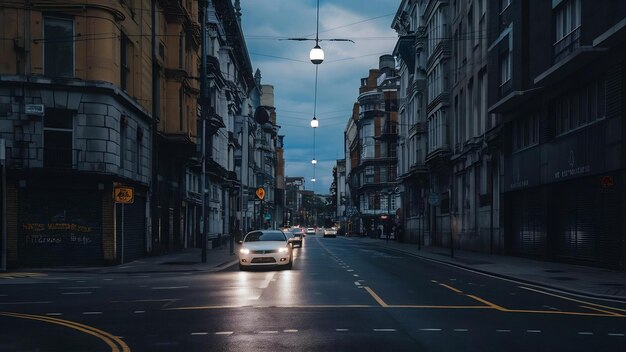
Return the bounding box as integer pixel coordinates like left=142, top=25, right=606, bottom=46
left=241, top=0, right=398, bottom=193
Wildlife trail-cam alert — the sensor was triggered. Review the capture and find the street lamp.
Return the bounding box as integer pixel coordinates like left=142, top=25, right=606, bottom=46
left=310, top=44, right=324, bottom=65
left=310, top=116, right=319, bottom=128
left=311, top=158, right=317, bottom=165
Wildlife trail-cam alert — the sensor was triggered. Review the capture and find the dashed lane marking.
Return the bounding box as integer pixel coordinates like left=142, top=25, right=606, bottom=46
left=419, top=328, right=442, bottom=331
left=454, top=329, right=469, bottom=332
left=284, top=329, right=298, bottom=333
left=608, top=333, right=624, bottom=336
left=578, top=332, right=593, bottom=335
left=61, top=292, right=92, bottom=295
left=82, top=312, right=102, bottom=315
left=527, top=330, right=541, bottom=333
left=373, top=329, right=397, bottom=332
left=336, top=329, right=349, bottom=332
left=215, top=331, right=233, bottom=335
left=191, top=332, right=208, bottom=335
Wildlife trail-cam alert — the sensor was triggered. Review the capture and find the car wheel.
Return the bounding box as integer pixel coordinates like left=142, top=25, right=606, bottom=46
left=284, top=260, right=293, bottom=270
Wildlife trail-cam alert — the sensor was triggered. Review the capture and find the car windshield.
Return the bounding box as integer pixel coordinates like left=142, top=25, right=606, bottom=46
left=244, top=231, right=286, bottom=242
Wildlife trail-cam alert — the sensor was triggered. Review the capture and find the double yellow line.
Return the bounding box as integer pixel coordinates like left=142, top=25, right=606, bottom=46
left=0, top=312, right=130, bottom=352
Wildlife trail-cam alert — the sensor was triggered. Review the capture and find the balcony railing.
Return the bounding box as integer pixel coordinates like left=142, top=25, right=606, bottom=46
left=554, top=27, right=581, bottom=63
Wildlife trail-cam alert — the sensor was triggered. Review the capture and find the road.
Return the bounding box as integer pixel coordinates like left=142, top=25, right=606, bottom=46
left=1, top=233, right=625, bottom=351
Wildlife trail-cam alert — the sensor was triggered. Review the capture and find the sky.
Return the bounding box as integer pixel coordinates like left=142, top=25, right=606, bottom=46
left=239, top=0, right=400, bottom=194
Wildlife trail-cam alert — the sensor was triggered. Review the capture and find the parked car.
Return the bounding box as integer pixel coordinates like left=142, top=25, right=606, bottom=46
left=238, top=230, right=293, bottom=270
left=323, top=227, right=338, bottom=238
left=285, top=227, right=304, bottom=247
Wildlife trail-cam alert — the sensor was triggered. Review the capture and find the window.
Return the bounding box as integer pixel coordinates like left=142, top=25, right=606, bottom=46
left=120, top=33, right=130, bottom=91
left=513, top=113, right=539, bottom=151
left=43, top=109, right=73, bottom=168
left=44, top=16, right=74, bottom=77
left=553, top=76, right=606, bottom=135
left=178, top=31, right=184, bottom=69
left=554, top=0, right=581, bottom=61
left=501, top=0, right=511, bottom=13
left=364, top=166, right=374, bottom=184
left=500, top=50, right=511, bottom=85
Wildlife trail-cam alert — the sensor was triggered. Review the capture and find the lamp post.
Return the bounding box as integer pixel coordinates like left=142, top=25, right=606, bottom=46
left=1, top=139, right=6, bottom=271
left=199, top=0, right=209, bottom=262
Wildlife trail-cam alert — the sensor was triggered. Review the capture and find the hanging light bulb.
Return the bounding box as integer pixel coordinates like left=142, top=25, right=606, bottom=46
left=311, top=178, right=316, bottom=182
left=310, top=44, right=324, bottom=65
left=310, top=116, right=319, bottom=128
left=311, top=158, right=317, bottom=165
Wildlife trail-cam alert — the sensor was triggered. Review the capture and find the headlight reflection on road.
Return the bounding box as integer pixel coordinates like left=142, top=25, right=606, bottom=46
left=275, top=270, right=297, bottom=305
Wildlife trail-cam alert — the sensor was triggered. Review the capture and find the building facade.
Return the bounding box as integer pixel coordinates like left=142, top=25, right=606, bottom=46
left=488, top=0, right=626, bottom=269
left=348, top=55, right=400, bottom=237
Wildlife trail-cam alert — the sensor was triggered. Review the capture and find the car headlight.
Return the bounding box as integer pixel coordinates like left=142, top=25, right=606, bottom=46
left=240, top=248, right=250, bottom=255
left=279, top=246, right=289, bottom=253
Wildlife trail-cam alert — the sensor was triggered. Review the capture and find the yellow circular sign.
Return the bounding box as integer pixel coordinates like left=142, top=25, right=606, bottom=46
left=255, top=187, right=266, bottom=200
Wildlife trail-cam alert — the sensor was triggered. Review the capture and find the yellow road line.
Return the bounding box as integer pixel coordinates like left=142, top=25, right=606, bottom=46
left=502, top=309, right=621, bottom=318
left=464, top=294, right=507, bottom=311
left=166, top=304, right=377, bottom=311
left=387, top=305, right=492, bottom=309
left=364, top=286, right=389, bottom=307
left=579, top=305, right=625, bottom=317
left=519, top=286, right=626, bottom=314
left=0, top=312, right=130, bottom=352
left=438, top=283, right=464, bottom=294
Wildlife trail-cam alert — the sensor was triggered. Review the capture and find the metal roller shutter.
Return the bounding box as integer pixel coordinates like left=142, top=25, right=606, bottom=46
left=555, top=182, right=597, bottom=263
left=512, top=190, right=546, bottom=257
left=116, top=195, right=146, bottom=263
left=18, top=189, right=103, bottom=266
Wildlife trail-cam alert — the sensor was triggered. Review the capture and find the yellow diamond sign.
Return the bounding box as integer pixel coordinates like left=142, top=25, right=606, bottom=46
left=114, top=186, right=134, bottom=204
left=255, top=187, right=266, bottom=200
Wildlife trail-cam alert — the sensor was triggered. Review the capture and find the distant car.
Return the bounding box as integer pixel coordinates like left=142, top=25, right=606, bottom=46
left=305, top=227, right=316, bottom=236
left=239, top=230, right=293, bottom=270
left=285, top=228, right=304, bottom=247
left=323, top=227, right=337, bottom=238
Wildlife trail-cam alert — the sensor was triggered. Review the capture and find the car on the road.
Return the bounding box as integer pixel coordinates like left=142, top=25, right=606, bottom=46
left=323, top=227, right=338, bottom=238
left=284, top=227, right=304, bottom=247
left=239, top=230, right=293, bottom=270
left=305, top=227, right=316, bottom=236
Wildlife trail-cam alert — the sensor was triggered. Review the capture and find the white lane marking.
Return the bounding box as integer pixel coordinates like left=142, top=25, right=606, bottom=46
left=82, top=311, right=102, bottom=315
left=134, top=311, right=145, bottom=314
left=335, top=329, right=349, bottom=332
left=284, top=329, right=298, bottom=333
left=454, top=329, right=468, bottom=332
left=347, top=269, right=354, bottom=272
left=45, top=313, right=63, bottom=316
left=354, top=281, right=360, bottom=286
left=578, top=332, right=593, bottom=335
left=61, top=292, right=92, bottom=295
left=191, top=332, right=208, bottom=336
left=374, top=329, right=397, bottom=332
left=258, top=331, right=278, bottom=334
left=496, top=330, right=511, bottom=333
left=215, top=331, right=234, bottom=335
left=151, top=286, right=188, bottom=290
left=608, top=333, right=624, bottom=336
left=527, top=330, right=541, bottom=333
left=259, top=272, right=276, bottom=289
left=60, top=286, right=100, bottom=290
left=419, top=328, right=442, bottom=331
left=353, top=274, right=359, bottom=277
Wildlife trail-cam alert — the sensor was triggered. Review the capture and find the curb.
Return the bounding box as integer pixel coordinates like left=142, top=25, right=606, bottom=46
left=358, top=239, right=626, bottom=303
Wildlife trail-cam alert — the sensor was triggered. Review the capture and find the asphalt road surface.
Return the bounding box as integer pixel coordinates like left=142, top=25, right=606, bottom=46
left=1, top=234, right=625, bottom=351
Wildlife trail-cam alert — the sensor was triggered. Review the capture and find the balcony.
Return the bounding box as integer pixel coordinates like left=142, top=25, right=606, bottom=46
left=554, top=27, right=581, bottom=63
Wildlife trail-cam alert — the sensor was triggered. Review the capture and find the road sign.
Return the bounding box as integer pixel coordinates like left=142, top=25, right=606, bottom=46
left=114, top=186, right=134, bottom=204
left=255, top=187, right=266, bottom=200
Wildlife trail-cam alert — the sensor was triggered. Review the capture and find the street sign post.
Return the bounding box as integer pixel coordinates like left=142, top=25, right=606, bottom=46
left=114, top=186, right=134, bottom=264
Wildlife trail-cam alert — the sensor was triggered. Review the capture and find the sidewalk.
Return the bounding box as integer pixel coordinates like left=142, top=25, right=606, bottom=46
left=30, top=244, right=240, bottom=275
left=348, top=236, right=626, bottom=302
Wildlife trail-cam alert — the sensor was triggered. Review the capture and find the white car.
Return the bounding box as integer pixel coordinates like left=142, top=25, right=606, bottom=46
left=239, top=230, right=293, bottom=270
left=323, top=227, right=338, bottom=238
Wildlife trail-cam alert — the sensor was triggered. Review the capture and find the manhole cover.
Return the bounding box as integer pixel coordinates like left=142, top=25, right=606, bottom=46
left=162, top=261, right=198, bottom=265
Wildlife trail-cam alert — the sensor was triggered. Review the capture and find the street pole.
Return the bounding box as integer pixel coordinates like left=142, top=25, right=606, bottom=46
left=121, top=203, right=125, bottom=264
left=449, top=187, right=454, bottom=258
left=0, top=139, right=6, bottom=271
left=199, top=0, right=208, bottom=263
